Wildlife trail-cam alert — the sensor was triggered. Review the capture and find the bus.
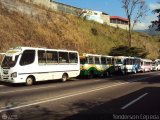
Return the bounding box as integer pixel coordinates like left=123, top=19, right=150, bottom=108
left=113, top=56, right=127, bottom=75
left=0, top=47, right=80, bottom=85
left=138, top=59, right=152, bottom=72
left=123, top=57, right=141, bottom=74
left=152, top=59, right=160, bottom=71
left=0, top=53, right=5, bottom=80
left=79, top=53, right=114, bottom=78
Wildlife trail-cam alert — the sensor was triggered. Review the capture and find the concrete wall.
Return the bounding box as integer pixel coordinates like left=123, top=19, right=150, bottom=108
left=109, top=23, right=129, bottom=30
left=24, top=0, right=82, bottom=16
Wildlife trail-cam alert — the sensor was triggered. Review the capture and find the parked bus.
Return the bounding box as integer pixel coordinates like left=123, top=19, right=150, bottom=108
left=152, top=59, right=160, bottom=71
left=138, top=59, right=152, bottom=72
left=113, top=56, right=141, bottom=74
left=123, top=57, right=141, bottom=74
left=113, top=56, right=127, bottom=75
left=79, top=53, right=114, bottom=78
left=0, top=47, right=80, bottom=85
left=0, top=53, right=5, bottom=80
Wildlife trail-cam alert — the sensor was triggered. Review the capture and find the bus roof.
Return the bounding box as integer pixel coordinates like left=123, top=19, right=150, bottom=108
left=9, top=47, right=78, bottom=53
left=141, top=59, right=152, bottom=62
left=80, top=53, right=112, bottom=57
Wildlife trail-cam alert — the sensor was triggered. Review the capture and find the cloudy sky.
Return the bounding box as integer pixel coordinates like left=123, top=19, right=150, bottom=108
left=57, top=0, right=159, bottom=30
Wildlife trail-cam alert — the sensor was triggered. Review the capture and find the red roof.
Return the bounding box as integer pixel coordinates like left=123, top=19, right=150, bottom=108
left=110, top=16, right=129, bottom=22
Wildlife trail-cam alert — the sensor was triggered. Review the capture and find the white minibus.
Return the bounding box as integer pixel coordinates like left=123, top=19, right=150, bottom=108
left=0, top=47, right=80, bottom=85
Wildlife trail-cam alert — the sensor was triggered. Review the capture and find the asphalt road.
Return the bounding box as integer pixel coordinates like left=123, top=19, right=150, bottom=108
left=0, top=71, right=160, bottom=120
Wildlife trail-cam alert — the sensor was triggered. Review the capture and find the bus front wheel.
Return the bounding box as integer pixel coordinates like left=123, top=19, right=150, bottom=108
left=26, top=77, right=34, bottom=86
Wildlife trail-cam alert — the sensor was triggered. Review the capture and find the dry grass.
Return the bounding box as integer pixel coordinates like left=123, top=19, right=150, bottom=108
left=0, top=2, right=159, bottom=60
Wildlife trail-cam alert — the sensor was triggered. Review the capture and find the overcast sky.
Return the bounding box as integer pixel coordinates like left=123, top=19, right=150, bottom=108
left=56, top=0, right=160, bottom=30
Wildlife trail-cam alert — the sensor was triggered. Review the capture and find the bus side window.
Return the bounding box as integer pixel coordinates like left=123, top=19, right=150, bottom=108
left=59, top=52, right=69, bottom=63
left=69, top=52, right=78, bottom=63
left=46, top=51, right=58, bottom=64
left=101, top=57, right=106, bottom=64
left=38, top=50, right=46, bottom=64
left=88, top=56, right=94, bottom=64
left=20, top=50, right=35, bottom=66
left=95, top=57, right=100, bottom=64
left=107, top=58, right=111, bottom=64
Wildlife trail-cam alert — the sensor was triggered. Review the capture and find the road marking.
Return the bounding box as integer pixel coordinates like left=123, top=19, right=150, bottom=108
left=0, top=74, right=156, bottom=112
left=0, top=85, right=57, bottom=94
left=121, top=93, right=148, bottom=110
left=0, top=77, right=156, bottom=112
left=0, top=75, right=156, bottom=94
left=0, top=82, right=129, bottom=112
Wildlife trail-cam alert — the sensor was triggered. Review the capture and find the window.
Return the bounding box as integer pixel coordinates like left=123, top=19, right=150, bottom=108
left=111, top=58, right=115, bottom=64
left=69, top=52, right=78, bottom=63
left=88, top=56, right=94, bottom=64
left=46, top=51, right=58, bottom=64
left=101, top=57, right=106, bottom=64
left=38, top=50, right=46, bottom=63
left=2, top=55, right=19, bottom=68
left=20, top=50, right=35, bottom=66
left=95, top=57, right=100, bottom=64
left=141, top=61, right=144, bottom=66
left=125, top=58, right=133, bottom=65
left=107, top=57, right=112, bottom=64
left=110, top=19, right=116, bottom=23
left=59, top=52, right=69, bottom=63
left=116, top=59, right=122, bottom=64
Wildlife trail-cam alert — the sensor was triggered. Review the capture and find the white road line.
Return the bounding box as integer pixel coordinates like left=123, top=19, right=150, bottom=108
left=0, top=82, right=128, bottom=112
left=121, top=93, right=148, bottom=110
left=0, top=75, right=155, bottom=112
left=0, top=85, right=57, bottom=94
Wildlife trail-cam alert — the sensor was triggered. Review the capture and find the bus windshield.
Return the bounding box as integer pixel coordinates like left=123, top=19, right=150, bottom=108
left=1, top=55, right=19, bottom=68
left=116, top=59, right=122, bottom=64
left=80, top=58, right=87, bottom=64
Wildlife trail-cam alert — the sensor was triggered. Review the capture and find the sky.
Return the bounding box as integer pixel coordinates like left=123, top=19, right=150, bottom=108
left=56, top=0, right=160, bottom=30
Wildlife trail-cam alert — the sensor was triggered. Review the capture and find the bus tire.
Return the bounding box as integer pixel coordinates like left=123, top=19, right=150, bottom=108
left=88, top=71, right=94, bottom=79
left=133, top=69, right=137, bottom=74
left=105, top=71, right=109, bottom=77
left=62, top=73, right=68, bottom=82
left=26, top=76, right=34, bottom=86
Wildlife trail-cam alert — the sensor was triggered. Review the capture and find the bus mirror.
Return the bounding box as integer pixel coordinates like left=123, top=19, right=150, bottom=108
left=12, top=55, right=15, bottom=61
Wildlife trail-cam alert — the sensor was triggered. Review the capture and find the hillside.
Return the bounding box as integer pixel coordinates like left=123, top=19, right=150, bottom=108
left=0, top=0, right=160, bottom=59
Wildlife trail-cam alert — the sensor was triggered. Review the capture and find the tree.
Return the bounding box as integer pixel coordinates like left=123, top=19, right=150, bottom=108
left=150, top=2, right=160, bottom=31
left=122, top=0, right=148, bottom=47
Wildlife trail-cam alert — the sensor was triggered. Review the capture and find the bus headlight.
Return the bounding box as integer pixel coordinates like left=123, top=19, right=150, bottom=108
left=11, top=72, right=17, bottom=78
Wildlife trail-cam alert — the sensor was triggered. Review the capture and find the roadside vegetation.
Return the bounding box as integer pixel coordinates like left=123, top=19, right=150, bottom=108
left=0, top=1, right=160, bottom=60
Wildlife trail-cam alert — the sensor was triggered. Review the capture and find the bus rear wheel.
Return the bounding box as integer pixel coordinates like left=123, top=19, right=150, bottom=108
left=62, top=73, right=68, bottom=82
left=26, top=77, right=34, bottom=86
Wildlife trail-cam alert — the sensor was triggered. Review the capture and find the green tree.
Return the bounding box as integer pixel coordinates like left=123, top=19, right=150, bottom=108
left=109, top=45, right=148, bottom=58
left=150, top=2, right=160, bottom=31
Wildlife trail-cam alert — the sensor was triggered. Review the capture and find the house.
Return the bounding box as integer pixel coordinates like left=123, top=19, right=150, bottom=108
left=110, top=16, right=129, bottom=30
left=81, top=9, right=104, bottom=24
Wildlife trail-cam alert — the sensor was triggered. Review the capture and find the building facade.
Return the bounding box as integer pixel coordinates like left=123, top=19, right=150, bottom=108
left=110, top=16, right=129, bottom=30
